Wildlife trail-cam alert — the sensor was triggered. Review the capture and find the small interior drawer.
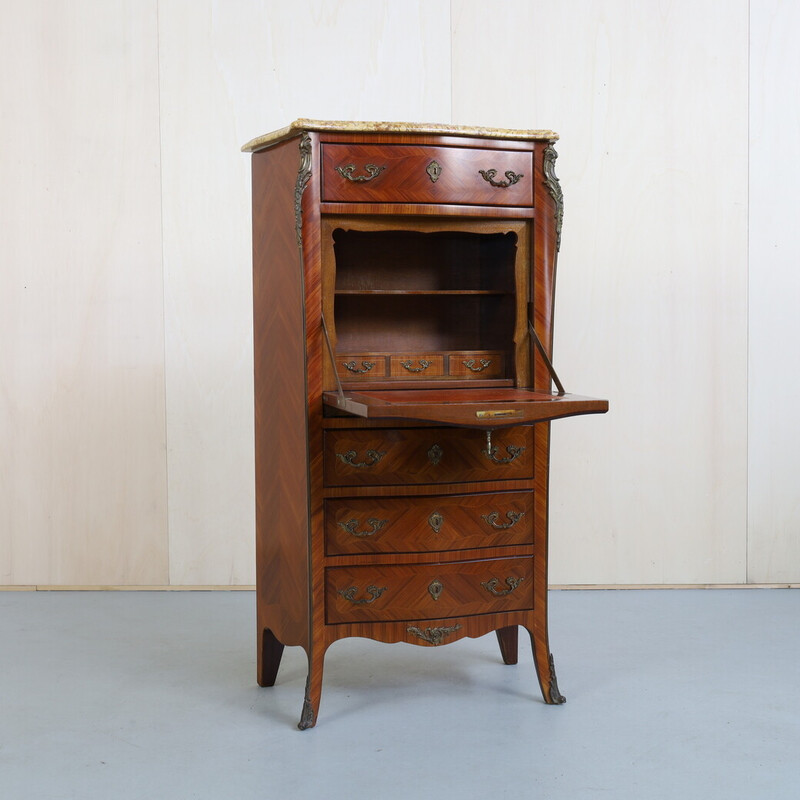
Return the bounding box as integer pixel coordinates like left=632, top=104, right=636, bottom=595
left=337, top=354, right=388, bottom=380
left=389, top=355, right=446, bottom=379
left=447, top=351, right=505, bottom=378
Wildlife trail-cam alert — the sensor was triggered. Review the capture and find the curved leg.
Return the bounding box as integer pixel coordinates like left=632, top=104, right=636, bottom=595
left=525, top=625, right=566, bottom=704
left=496, top=626, right=519, bottom=665
left=298, top=643, right=327, bottom=730
left=257, top=627, right=285, bottom=687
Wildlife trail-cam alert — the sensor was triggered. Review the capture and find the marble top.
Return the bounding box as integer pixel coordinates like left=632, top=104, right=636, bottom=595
left=241, top=119, right=559, bottom=152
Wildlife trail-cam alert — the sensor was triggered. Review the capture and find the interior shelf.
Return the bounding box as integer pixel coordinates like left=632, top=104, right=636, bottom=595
left=334, top=289, right=511, bottom=296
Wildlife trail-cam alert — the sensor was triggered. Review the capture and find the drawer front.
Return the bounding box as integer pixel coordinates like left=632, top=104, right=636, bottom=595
left=324, top=427, right=534, bottom=487
left=337, top=354, right=388, bottom=381
left=389, top=354, right=446, bottom=379
left=447, top=351, right=506, bottom=379
left=326, top=557, right=533, bottom=623
left=322, top=144, right=533, bottom=207
left=326, top=491, right=534, bottom=555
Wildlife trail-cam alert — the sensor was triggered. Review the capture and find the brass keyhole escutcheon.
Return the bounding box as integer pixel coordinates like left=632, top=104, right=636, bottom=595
left=427, top=444, right=443, bottom=466
left=428, top=580, right=443, bottom=601
left=426, top=160, right=442, bottom=183
left=428, top=511, right=443, bottom=534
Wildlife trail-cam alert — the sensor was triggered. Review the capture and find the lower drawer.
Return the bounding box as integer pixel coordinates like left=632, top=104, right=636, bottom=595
left=325, top=557, right=533, bottom=624
left=325, top=491, right=534, bottom=554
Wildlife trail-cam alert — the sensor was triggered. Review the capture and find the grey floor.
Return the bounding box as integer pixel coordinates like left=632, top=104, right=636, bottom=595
left=1, top=589, right=798, bottom=799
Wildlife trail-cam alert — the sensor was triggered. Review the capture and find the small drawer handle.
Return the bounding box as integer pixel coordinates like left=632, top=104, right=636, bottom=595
left=482, top=430, right=525, bottom=465
left=401, top=359, right=431, bottom=373
left=335, top=163, right=386, bottom=182
left=478, top=168, right=524, bottom=188
left=338, top=585, right=387, bottom=605
left=462, top=358, right=492, bottom=372
left=342, top=360, right=375, bottom=374
left=336, top=449, right=386, bottom=468
left=481, top=576, right=524, bottom=597
left=481, top=510, right=525, bottom=530
left=337, top=518, right=388, bottom=537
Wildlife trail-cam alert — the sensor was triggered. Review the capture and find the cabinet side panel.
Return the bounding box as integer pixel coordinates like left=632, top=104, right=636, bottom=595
left=252, top=140, right=310, bottom=647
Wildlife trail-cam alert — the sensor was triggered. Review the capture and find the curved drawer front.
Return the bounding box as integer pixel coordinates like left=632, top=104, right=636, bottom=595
left=326, top=491, right=534, bottom=555
left=326, top=557, right=534, bottom=624
left=323, top=426, right=534, bottom=487
left=322, top=144, right=533, bottom=206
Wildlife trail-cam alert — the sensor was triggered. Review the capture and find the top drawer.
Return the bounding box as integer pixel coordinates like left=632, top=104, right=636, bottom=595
left=321, top=144, right=533, bottom=207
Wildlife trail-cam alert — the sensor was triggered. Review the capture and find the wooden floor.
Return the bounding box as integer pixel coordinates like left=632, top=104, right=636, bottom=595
left=1, top=588, right=798, bottom=799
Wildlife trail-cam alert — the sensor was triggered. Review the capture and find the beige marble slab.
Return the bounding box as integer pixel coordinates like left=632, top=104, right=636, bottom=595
left=242, top=118, right=559, bottom=152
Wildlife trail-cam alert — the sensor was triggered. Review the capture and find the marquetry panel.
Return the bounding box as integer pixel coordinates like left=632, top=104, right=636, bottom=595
left=325, top=557, right=534, bottom=623
left=325, top=491, right=534, bottom=554
left=323, top=426, right=534, bottom=487
left=321, top=144, right=533, bottom=206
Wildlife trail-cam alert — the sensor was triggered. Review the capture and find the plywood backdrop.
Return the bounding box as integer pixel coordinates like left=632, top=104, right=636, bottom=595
left=1, top=0, right=797, bottom=587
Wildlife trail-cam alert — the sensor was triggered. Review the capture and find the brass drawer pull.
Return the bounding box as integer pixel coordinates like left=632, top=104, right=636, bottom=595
left=338, top=518, right=388, bottom=537
left=336, top=449, right=386, bottom=468
left=427, top=510, right=444, bottom=533
left=401, top=359, right=431, bottom=373
left=335, top=163, right=386, bottom=182
left=478, top=168, right=524, bottom=188
left=481, top=577, right=524, bottom=597
left=338, top=585, right=387, bottom=605
left=407, top=624, right=461, bottom=645
left=342, top=360, right=375, bottom=374
left=481, top=510, right=525, bottom=530
left=482, top=430, right=525, bottom=465
left=462, top=358, right=491, bottom=372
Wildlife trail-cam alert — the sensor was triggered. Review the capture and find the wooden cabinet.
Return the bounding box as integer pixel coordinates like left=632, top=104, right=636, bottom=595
left=243, top=119, right=608, bottom=729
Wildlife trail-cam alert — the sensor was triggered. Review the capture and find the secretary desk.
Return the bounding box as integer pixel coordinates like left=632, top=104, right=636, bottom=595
left=242, top=120, right=608, bottom=729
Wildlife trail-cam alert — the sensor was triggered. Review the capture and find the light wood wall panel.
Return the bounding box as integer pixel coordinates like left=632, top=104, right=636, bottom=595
left=452, top=0, right=749, bottom=584
left=748, top=0, right=800, bottom=583
left=0, top=1, right=168, bottom=584
left=157, top=0, right=451, bottom=584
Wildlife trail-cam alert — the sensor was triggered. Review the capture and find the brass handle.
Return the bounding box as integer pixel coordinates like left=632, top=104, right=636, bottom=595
left=342, top=360, right=375, bottom=374
left=428, top=580, right=443, bottom=601
left=401, top=359, right=431, bottom=373
left=336, top=163, right=386, bottom=182
left=482, top=430, right=525, bottom=464
left=428, top=511, right=443, bottom=533
left=407, top=624, right=461, bottom=645
left=481, top=511, right=525, bottom=530
left=338, top=585, right=387, bottom=605
left=336, top=449, right=386, bottom=468
left=478, top=169, right=524, bottom=188
left=337, top=518, right=388, bottom=537
left=481, top=577, right=524, bottom=597
left=462, top=358, right=491, bottom=372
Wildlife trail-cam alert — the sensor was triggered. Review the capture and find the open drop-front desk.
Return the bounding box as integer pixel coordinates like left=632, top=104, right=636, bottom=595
left=242, top=120, right=608, bottom=729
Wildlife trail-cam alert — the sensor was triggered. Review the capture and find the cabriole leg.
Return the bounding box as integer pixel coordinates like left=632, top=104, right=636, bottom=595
left=298, top=645, right=326, bottom=730
left=526, top=626, right=566, bottom=704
